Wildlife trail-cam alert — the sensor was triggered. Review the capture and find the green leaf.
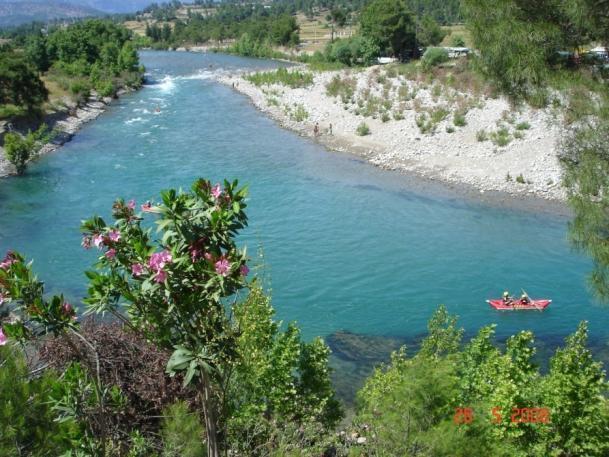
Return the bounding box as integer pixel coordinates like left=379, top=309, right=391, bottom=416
left=183, top=360, right=198, bottom=387
left=166, top=347, right=194, bottom=373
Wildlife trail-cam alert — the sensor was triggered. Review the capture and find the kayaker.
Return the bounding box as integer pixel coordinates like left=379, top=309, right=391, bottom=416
left=503, top=291, right=512, bottom=305
left=520, top=293, right=530, bottom=305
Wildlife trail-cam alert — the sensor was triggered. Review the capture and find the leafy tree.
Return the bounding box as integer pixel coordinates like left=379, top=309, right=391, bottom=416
left=327, top=7, right=347, bottom=42
left=359, top=0, right=417, bottom=59
left=462, top=0, right=556, bottom=97
left=3, top=124, right=50, bottom=175
left=0, top=48, right=48, bottom=114
left=119, top=42, right=139, bottom=72
left=418, top=14, right=447, bottom=47
left=79, top=179, right=249, bottom=457
left=538, top=322, right=609, bottom=456
left=226, top=286, right=341, bottom=454
left=24, top=33, right=50, bottom=72
left=561, top=118, right=609, bottom=298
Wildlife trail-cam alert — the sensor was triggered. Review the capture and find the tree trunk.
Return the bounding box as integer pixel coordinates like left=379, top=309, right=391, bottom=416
left=200, top=371, right=220, bottom=457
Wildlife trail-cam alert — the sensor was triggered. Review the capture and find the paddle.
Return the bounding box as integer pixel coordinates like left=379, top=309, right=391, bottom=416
left=521, top=288, right=543, bottom=312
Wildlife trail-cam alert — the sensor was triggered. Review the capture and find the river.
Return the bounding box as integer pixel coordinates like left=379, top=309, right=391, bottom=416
left=0, top=51, right=606, bottom=383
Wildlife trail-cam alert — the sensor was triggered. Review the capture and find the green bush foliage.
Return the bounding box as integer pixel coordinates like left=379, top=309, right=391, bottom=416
left=356, top=122, right=370, bottom=136
left=355, top=307, right=609, bottom=456
left=0, top=47, right=48, bottom=115
left=3, top=124, right=50, bottom=175
left=324, top=36, right=380, bottom=66
left=246, top=68, right=313, bottom=88
left=360, top=0, right=417, bottom=59
left=422, top=47, right=450, bottom=70
left=161, top=402, right=205, bottom=457
left=0, top=346, right=78, bottom=455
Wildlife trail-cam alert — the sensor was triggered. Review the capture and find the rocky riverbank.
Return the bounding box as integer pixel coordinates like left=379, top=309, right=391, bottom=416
left=0, top=88, right=135, bottom=178
left=219, top=65, right=567, bottom=202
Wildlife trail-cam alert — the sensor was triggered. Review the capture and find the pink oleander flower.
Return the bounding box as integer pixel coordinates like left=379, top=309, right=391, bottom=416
left=108, top=230, right=121, bottom=242
left=149, top=250, right=172, bottom=271
left=131, top=263, right=145, bottom=276
left=211, top=184, right=222, bottom=199
left=204, top=252, right=213, bottom=261
left=0, top=251, right=17, bottom=270
left=105, top=249, right=116, bottom=259
left=154, top=269, right=167, bottom=283
left=127, top=199, right=136, bottom=210
left=93, top=234, right=104, bottom=248
left=62, top=302, right=74, bottom=316
left=215, top=257, right=230, bottom=276
left=0, top=327, right=7, bottom=346
left=190, top=247, right=200, bottom=262
left=81, top=236, right=92, bottom=249
left=240, top=264, right=249, bottom=276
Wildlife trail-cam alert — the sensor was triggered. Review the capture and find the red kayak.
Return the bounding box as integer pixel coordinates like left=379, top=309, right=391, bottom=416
left=487, top=299, right=552, bottom=310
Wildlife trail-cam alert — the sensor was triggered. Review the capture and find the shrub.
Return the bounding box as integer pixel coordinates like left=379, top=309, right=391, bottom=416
left=0, top=346, right=77, bottom=455
left=326, top=75, right=356, bottom=103
left=325, top=36, right=380, bottom=66
left=516, top=174, right=525, bottom=184
left=356, top=122, right=370, bottom=136
left=381, top=112, right=390, bottom=122
left=96, top=79, right=116, bottom=98
left=291, top=104, right=309, bottom=122
left=393, top=111, right=404, bottom=120
left=422, top=47, right=449, bottom=70
left=490, top=126, right=512, bottom=147
left=452, top=35, right=466, bottom=47
left=453, top=111, right=467, bottom=127
left=430, top=106, right=450, bottom=124
left=446, top=126, right=455, bottom=133
left=3, top=124, right=50, bottom=175
left=476, top=129, right=488, bottom=141
left=516, top=121, right=531, bottom=130
left=246, top=68, right=313, bottom=88
left=161, top=402, right=205, bottom=457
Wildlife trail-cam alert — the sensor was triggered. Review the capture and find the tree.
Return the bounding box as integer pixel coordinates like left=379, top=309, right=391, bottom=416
left=79, top=179, right=249, bottom=456
left=25, top=33, right=50, bottom=72
left=119, top=42, right=138, bottom=72
left=359, top=0, right=417, bottom=59
left=560, top=120, right=609, bottom=298
left=327, top=7, right=347, bottom=42
left=0, top=48, right=48, bottom=114
left=418, top=14, right=447, bottom=47
left=3, top=125, right=49, bottom=175
left=538, top=322, right=609, bottom=456
left=462, top=0, right=555, bottom=97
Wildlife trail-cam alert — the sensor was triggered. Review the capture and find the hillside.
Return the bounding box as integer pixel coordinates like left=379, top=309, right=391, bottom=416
left=0, top=0, right=102, bottom=26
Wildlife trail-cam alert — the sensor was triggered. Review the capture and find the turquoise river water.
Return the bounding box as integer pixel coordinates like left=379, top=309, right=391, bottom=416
left=1, top=51, right=607, bottom=357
